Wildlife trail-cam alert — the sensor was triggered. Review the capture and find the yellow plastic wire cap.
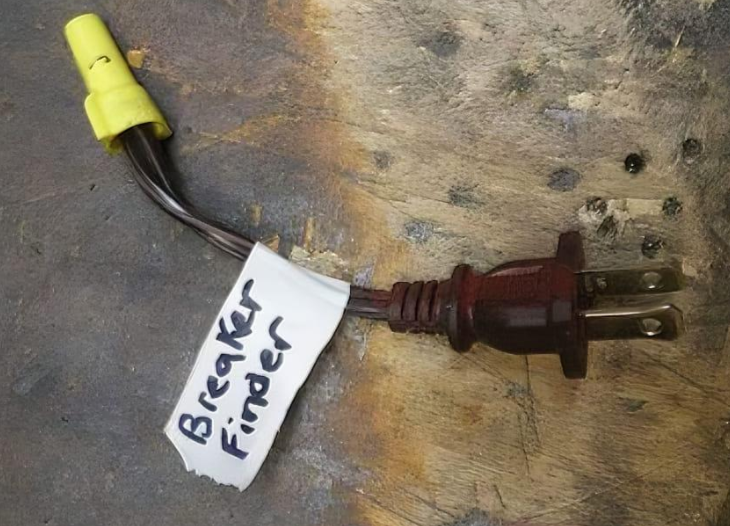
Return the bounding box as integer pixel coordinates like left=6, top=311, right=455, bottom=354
left=64, top=13, right=172, bottom=153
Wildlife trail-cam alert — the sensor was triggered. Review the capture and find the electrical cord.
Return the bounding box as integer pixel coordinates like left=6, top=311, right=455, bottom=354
left=120, top=125, right=390, bottom=319
left=121, top=126, right=256, bottom=259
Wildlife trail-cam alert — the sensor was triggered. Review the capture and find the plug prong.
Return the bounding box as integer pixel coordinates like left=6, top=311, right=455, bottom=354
left=579, top=268, right=683, bottom=296
left=582, top=303, right=684, bottom=341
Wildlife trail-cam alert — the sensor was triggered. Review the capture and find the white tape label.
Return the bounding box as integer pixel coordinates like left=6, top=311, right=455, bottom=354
left=165, top=243, right=350, bottom=490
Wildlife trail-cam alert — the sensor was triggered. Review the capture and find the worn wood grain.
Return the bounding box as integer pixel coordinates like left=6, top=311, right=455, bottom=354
left=2, top=0, right=730, bottom=525
left=310, top=1, right=730, bottom=525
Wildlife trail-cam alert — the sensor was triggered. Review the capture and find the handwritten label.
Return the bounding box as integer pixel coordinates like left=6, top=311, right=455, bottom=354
left=165, top=243, right=350, bottom=490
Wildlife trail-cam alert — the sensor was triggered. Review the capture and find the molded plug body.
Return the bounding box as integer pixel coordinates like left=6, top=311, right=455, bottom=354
left=387, top=232, right=684, bottom=379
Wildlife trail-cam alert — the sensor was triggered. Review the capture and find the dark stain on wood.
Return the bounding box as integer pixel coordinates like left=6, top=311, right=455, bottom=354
left=448, top=184, right=483, bottom=209
left=662, top=196, right=683, bottom=217
left=373, top=150, right=394, bottom=171
left=683, top=138, right=704, bottom=165
left=547, top=168, right=581, bottom=191
left=421, top=27, right=463, bottom=58
left=505, top=66, right=535, bottom=95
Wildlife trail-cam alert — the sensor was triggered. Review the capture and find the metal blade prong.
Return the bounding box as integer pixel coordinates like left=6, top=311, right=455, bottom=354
left=579, top=267, right=684, bottom=296
left=582, top=304, right=684, bottom=341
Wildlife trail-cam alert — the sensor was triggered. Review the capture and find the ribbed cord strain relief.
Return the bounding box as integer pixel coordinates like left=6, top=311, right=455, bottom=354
left=388, top=280, right=442, bottom=333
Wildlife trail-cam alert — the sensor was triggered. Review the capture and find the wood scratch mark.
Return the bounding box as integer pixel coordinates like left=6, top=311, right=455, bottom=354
left=219, top=0, right=241, bottom=10
left=182, top=112, right=386, bottom=156
left=519, top=458, right=675, bottom=521
left=494, top=484, right=506, bottom=509
left=356, top=189, right=423, bottom=223
left=524, top=357, right=541, bottom=448
left=461, top=352, right=511, bottom=385
left=354, top=490, right=426, bottom=526
left=640, top=351, right=730, bottom=409
left=400, top=487, right=457, bottom=519
left=674, top=24, right=685, bottom=48
left=518, top=418, right=531, bottom=478
left=446, top=353, right=470, bottom=371
left=395, top=172, right=532, bottom=203
left=2, top=179, right=102, bottom=210
left=509, top=359, right=541, bottom=481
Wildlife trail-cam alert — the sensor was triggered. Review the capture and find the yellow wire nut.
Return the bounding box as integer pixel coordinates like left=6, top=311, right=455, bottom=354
left=64, top=14, right=172, bottom=153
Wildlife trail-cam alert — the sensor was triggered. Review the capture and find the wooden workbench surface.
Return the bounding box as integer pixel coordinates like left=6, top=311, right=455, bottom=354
left=2, top=1, right=730, bottom=525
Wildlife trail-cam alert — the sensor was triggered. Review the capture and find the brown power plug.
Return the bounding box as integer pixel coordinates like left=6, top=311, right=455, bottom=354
left=357, top=232, right=684, bottom=379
